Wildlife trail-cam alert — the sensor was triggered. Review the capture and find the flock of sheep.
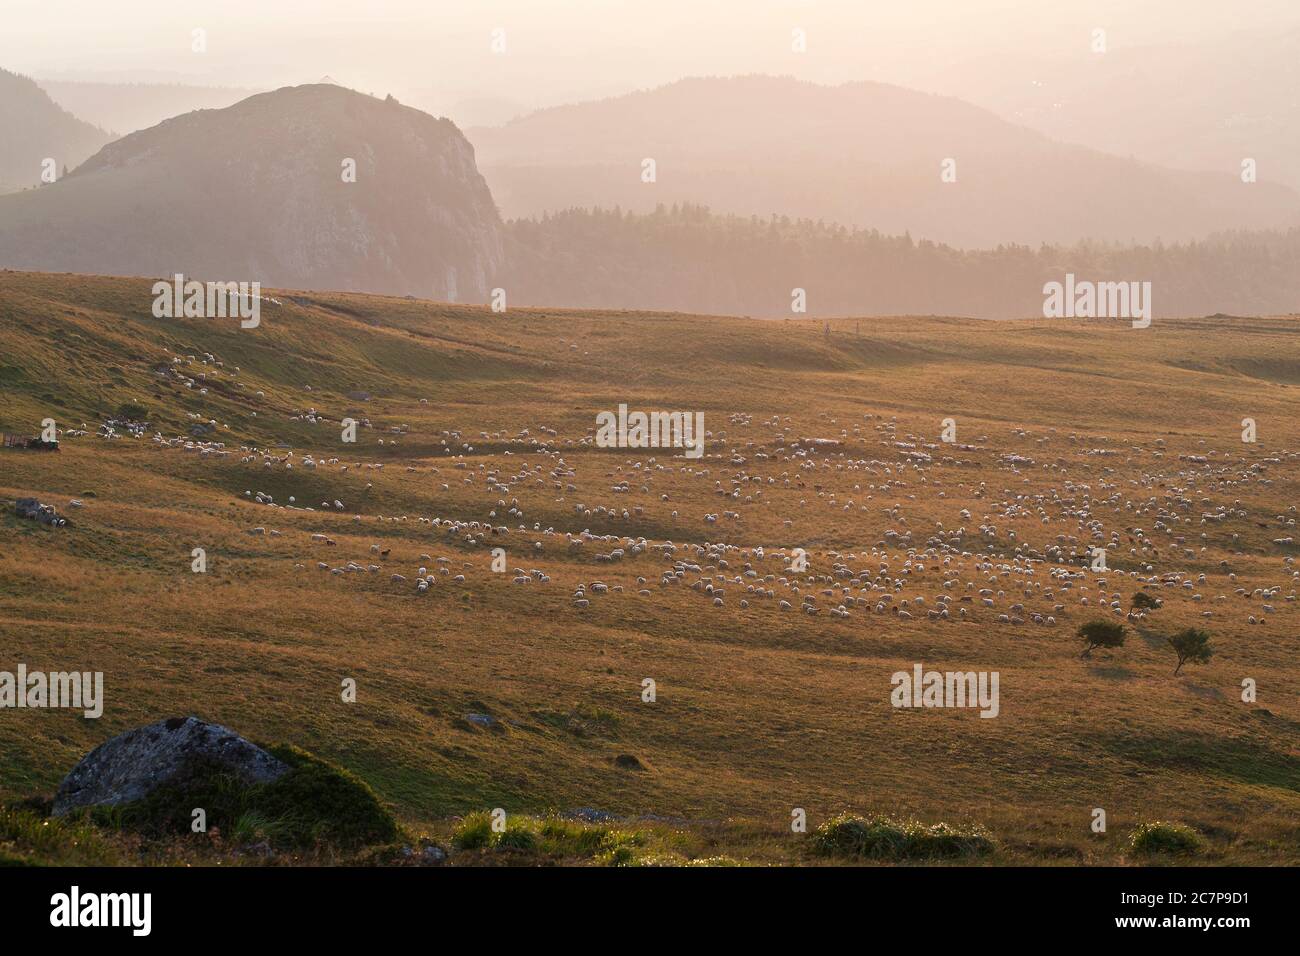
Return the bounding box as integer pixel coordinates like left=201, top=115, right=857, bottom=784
left=121, top=422, right=1298, bottom=639
left=40, top=346, right=1299, bottom=638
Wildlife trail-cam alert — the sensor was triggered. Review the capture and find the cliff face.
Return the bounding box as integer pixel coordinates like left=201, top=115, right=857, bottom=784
left=0, top=68, right=114, bottom=193
left=0, top=84, right=504, bottom=301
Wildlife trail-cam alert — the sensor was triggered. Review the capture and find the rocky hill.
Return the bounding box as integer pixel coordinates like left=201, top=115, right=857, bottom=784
left=0, top=84, right=504, bottom=302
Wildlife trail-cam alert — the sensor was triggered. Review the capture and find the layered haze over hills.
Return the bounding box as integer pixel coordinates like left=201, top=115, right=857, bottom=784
left=1, top=74, right=1294, bottom=317
left=0, top=67, right=113, bottom=193
left=911, top=27, right=1300, bottom=193
left=470, top=75, right=1300, bottom=248
left=37, top=78, right=259, bottom=136
left=0, top=0, right=1296, bottom=316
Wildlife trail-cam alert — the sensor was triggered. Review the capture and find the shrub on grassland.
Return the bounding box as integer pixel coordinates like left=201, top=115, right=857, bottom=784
left=812, top=812, right=994, bottom=860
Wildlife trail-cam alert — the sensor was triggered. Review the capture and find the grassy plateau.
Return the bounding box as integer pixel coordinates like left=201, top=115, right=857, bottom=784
left=0, top=270, right=1297, bottom=866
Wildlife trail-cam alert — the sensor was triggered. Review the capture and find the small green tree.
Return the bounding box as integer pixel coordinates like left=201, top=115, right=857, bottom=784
left=1077, top=619, right=1126, bottom=658
left=1167, top=628, right=1213, bottom=675
left=1131, top=591, right=1161, bottom=610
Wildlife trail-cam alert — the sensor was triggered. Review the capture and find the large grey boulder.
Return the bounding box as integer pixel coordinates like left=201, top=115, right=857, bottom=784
left=52, top=716, right=289, bottom=816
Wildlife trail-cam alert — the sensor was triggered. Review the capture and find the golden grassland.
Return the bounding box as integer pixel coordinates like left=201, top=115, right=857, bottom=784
left=0, top=270, right=1297, bottom=865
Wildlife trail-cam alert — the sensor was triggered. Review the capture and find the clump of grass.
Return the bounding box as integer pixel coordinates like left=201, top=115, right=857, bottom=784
left=539, top=817, right=643, bottom=864
left=812, top=812, right=994, bottom=860
left=0, top=806, right=122, bottom=866
left=536, top=702, right=623, bottom=738
left=451, top=811, right=495, bottom=849
left=1128, top=822, right=1202, bottom=856
left=494, top=820, right=538, bottom=851
left=622, top=852, right=742, bottom=867
left=594, top=842, right=639, bottom=866
left=453, top=812, right=646, bottom=864
left=684, top=855, right=740, bottom=867
left=573, top=702, right=621, bottom=733
left=229, top=810, right=291, bottom=846
left=88, top=744, right=398, bottom=851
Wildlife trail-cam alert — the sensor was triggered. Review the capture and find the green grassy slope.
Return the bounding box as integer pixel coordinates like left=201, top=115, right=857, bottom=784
left=1, top=271, right=1297, bottom=865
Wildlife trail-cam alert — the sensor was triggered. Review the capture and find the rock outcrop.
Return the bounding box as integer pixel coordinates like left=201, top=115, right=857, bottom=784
left=52, top=716, right=289, bottom=816
left=0, top=84, right=504, bottom=302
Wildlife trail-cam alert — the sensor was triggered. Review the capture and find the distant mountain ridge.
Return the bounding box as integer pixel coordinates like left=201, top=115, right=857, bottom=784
left=926, top=28, right=1300, bottom=194
left=3, top=75, right=1295, bottom=315
left=37, top=79, right=260, bottom=137
left=0, top=84, right=504, bottom=302
left=0, top=68, right=114, bottom=193
left=469, top=74, right=1300, bottom=248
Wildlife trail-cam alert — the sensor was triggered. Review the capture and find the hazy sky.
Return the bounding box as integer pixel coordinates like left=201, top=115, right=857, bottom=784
left=5, top=0, right=1298, bottom=119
